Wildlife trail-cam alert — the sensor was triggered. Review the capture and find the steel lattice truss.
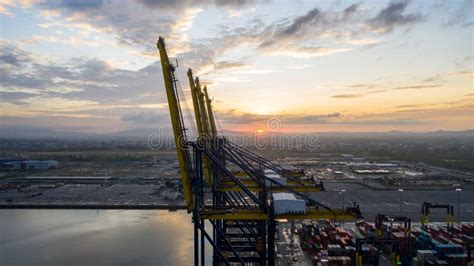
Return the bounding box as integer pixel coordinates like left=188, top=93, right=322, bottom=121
left=157, top=36, right=362, bottom=265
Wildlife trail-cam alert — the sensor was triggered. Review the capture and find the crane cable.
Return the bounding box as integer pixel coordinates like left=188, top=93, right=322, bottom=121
left=213, top=106, right=224, bottom=135
left=175, top=72, right=198, bottom=139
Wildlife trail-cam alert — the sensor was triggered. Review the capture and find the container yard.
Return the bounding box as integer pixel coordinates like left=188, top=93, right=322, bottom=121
left=292, top=218, right=474, bottom=265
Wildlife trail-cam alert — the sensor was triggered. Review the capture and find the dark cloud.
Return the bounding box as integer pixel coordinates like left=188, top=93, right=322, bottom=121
left=192, top=1, right=424, bottom=63
left=441, top=0, right=473, bottom=27
left=392, top=84, right=441, bottom=90
left=335, top=83, right=442, bottom=98
left=394, top=104, right=474, bottom=115
left=122, top=111, right=169, bottom=124
left=2, top=72, right=48, bottom=89
left=276, top=8, right=321, bottom=39
left=213, top=61, right=248, bottom=70
left=422, top=75, right=441, bottom=83
left=341, top=118, right=424, bottom=125
left=367, top=0, right=423, bottom=33
left=218, top=111, right=341, bottom=125
left=0, top=54, right=25, bottom=66
left=0, top=115, right=123, bottom=135
left=322, top=83, right=372, bottom=89
left=217, top=110, right=434, bottom=127
left=34, top=2, right=177, bottom=50
left=0, top=91, right=37, bottom=105
left=213, top=100, right=474, bottom=128
left=0, top=44, right=32, bottom=67
left=459, top=21, right=474, bottom=27
left=1, top=43, right=48, bottom=89
left=343, top=3, right=361, bottom=17
left=366, top=83, right=442, bottom=94
left=367, top=89, right=388, bottom=94
left=139, top=0, right=259, bottom=9
left=347, top=83, right=370, bottom=88
left=331, top=94, right=365, bottom=98
left=33, top=0, right=263, bottom=53
left=258, top=4, right=352, bottom=49
left=393, top=103, right=430, bottom=109
left=166, top=2, right=375, bottom=70
left=0, top=42, right=167, bottom=106
left=293, top=113, right=341, bottom=124
left=454, top=56, right=472, bottom=69
left=27, top=0, right=426, bottom=74
left=71, top=58, right=113, bottom=80
left=138, top=0, right=187, bottom=9
left=42, top=0, right=104, bottom=10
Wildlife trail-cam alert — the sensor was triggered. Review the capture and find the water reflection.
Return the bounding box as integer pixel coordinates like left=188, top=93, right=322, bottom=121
left=0, top=209, right=208, bottom=265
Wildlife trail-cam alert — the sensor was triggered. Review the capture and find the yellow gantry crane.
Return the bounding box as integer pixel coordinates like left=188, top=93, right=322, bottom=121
left=157, top=36, right=362, bottom=265
left=157, top=37, right=194, bottom=211
left=188, top=69, right=213, bottom=184
left=203, top=85, right=217, bottom=138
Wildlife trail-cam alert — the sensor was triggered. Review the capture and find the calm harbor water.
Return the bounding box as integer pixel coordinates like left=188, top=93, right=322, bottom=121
left=0, top=209, right=209, bottom=266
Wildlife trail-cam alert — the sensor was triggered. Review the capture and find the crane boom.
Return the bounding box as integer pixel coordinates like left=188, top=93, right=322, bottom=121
left=203, top=86, right=217, bottom=138
left=195, top=77, right=211, bottom=138
left=187, top=69, right=204, bottom=138
left=157, top=37, right=193, bottom=211
left=194, top=77, right=213, bottom=184
left=188, top=70, right=212, bottom=184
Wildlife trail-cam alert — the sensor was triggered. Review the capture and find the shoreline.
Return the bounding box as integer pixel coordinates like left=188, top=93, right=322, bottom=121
left=0, top=202, right=187, bottom=210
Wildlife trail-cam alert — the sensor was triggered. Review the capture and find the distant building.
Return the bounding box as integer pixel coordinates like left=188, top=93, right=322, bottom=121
left=0, top=157, right=58, bottom=171
left=348, top=162, right=372, bottom=169
left=272, top=192, right=306, bottom=214
left=353, top=169, right=391, bottom=175
left=374, top=163, right=398, bottom=167
left=26, top=176, right=112, bottom=181
left=162, top=191, right=180, bottom=200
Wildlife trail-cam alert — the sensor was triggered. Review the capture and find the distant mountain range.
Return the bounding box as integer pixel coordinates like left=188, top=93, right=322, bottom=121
left=0, top=126, right=172, bottom=140
left=1, top=125, right=473, bottom=140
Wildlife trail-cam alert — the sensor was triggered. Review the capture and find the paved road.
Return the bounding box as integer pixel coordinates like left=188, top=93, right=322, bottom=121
left=311, top=182, right=474, bottom=222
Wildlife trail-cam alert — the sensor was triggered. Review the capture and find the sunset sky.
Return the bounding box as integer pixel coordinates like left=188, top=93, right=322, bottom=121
left=0, top=0, right=473, bottom=135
